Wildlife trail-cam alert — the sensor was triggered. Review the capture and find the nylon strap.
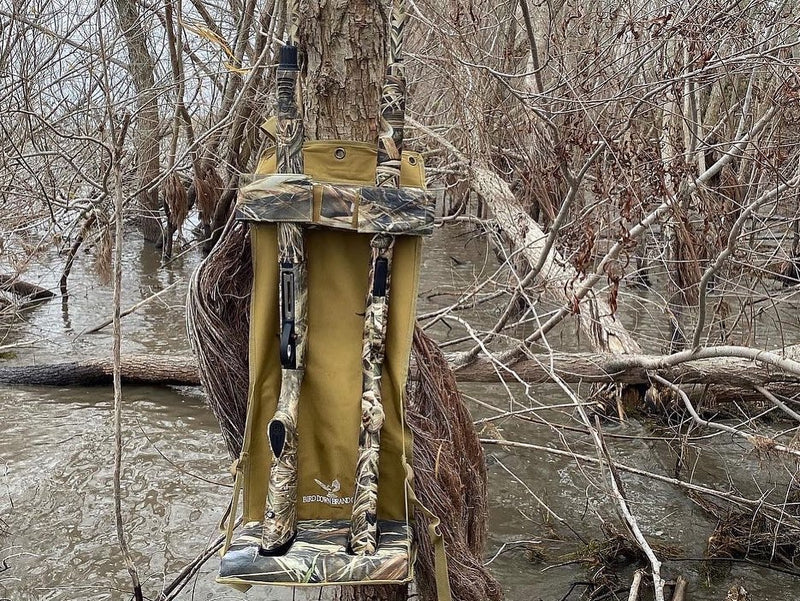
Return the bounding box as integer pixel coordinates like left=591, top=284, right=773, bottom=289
left=220, top=455, right=245, bottom=555
left=404, top=465, right=452, bottom=601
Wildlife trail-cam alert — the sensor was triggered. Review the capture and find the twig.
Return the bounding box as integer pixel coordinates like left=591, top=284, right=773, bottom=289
left=135, top=420, right=231, bottom=488
left=110, top=112, right=142, bottom=601
left=158, top=534, right=225, bottom=600
left=60, top=212, right=97, bottom=296
left=0, top=8, right=129, bottom=69
left=0, top=340, right=38, bottom=353
left=484, top=539, right=542, bottom=566
left=628, top=569, right=644, bottom=601
left=99, top=5, right=144, bottom=587
left=651, top=374, right=800, bottom=460
left=593, top=417, right=665, bottom=601
left=754, top=385, right=800, bottom=423
left=77, top=280, right=181, bottom=336
left=521, top=320, right=665, bottom=600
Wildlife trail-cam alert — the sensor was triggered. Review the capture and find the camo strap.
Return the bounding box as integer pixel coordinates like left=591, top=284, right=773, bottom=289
left=220, top=456, right=245, bottom=555
left=404, top=465, right=452, bottom=601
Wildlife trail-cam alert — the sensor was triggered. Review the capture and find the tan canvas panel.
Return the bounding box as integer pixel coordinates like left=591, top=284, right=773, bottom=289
left=240, top=141, right=425, bottom=528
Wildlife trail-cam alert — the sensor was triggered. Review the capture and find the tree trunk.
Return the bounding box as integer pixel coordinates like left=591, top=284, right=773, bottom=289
left=300, top=5, right=402, bottom=599
left=112, top=0, right=162, bottom=243
left=298, top=1, right=384, bottom=143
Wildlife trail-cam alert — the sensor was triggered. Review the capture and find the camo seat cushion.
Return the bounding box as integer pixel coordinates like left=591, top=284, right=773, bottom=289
left=218, top=519, right=412, bottom=587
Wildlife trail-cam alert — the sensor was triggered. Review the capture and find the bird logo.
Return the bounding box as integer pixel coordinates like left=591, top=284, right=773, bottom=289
left=314, top=478, right=341, bottom=499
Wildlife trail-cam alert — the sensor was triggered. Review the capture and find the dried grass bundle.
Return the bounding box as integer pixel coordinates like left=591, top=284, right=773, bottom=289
left=693, top=492, right=800, bottom=567
left=163, top=172, right=189, bottom=235
left=194, top=162, right=223, bottom=227
left=187, top=225, right=500, bottom=600
left=94, top=214, right=113, bottom=285
left=409, top=326, right=502, bottom=601
left=187, top=219, right=252, bottom=456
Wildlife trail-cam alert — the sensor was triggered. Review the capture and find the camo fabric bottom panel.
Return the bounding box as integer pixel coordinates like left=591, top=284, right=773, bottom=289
left=218, top=519, right=412, bottom=585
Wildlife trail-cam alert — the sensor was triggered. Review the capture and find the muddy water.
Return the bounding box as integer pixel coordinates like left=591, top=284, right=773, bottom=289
left=1, top=228, right=799, bottom=600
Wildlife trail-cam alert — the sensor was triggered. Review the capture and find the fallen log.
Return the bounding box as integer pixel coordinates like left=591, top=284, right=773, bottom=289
left=410, top=122, right=643, bottom=419
left=0, top=355, right=199, bottom=386
left=3, top=349, right=800, bottom=391
left=456, top=347, right=800, bottom=386
left=0, top=274, right=56, bottom=302
left=469, top=162, right=641, bottom=355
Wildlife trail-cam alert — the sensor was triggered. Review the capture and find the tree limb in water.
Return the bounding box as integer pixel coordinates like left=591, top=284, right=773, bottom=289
left=4, top=346, right=800, bottom=391
left=0, top=274, right=56, bottom=302
left=78, top=280, right=180, bottom=336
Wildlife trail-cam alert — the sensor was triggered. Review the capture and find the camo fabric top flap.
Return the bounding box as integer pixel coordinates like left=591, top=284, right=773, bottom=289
left=235, top=143, right=433, bottom=235
left=237, top=173, right=313, bottom=222
left=357, top=186, right=433, bottom=235
left=318, top=183, right=360, bottom=230
left=237, top=179, right=433, bottom=235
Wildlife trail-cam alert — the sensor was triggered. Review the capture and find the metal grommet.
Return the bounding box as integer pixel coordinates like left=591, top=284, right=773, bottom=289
left=407, top=155, right=417, bottom=166
left=334, top=147, right=346, bottom=160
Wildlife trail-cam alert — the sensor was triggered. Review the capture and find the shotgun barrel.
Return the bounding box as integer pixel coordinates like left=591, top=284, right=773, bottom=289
left=261, top=43, right=306, bottom=554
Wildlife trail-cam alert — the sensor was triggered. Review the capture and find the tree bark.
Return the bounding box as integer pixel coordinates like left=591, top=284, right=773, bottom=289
left=298, top=1, right=384, bottom=143
left=112, top=0, right=162, bottom=243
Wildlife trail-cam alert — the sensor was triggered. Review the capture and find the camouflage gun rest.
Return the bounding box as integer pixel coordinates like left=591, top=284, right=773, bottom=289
left=349, top=2, right=409, bottom=555
left=217, top=0, right=451, bottom=593
left=217, top=141, right=432, bottom=589
left=259, top=42, right=307, bottom=555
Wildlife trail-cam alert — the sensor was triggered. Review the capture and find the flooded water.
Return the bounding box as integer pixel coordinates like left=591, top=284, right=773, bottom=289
left=2, top=226, right=799, bottom=600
